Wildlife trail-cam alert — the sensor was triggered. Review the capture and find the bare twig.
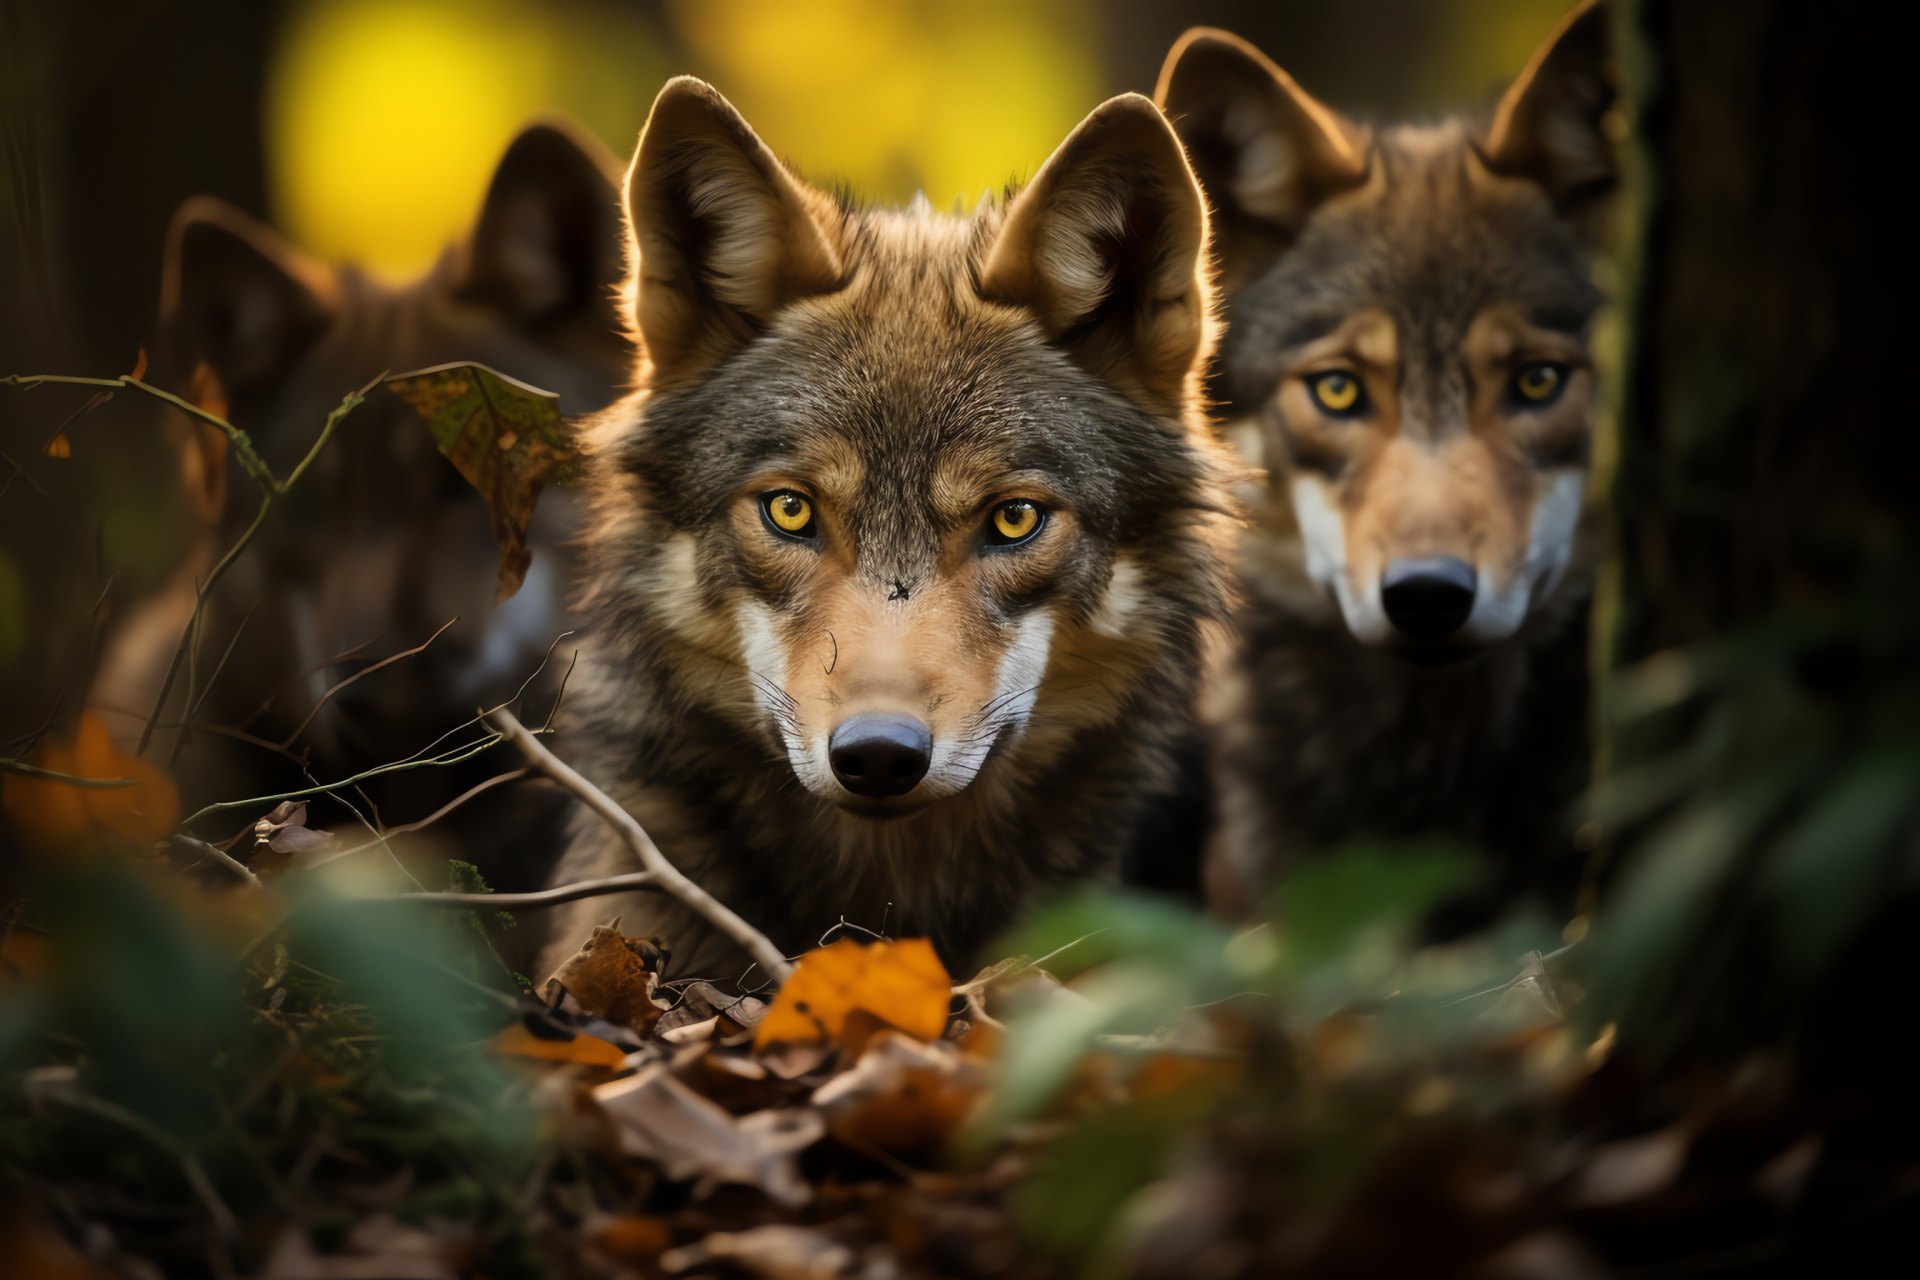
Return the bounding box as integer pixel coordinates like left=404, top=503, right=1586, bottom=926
left=277, top=616, right=460, bottom=750
left=393, top=871, right=662, bottom=909
left=0, top=758, right=135, bottom=788
left=485, top=709, right=794, bottom=984
left=169, top=834, right=263, bottom=888
left=303, top=767, right=530, bottom=868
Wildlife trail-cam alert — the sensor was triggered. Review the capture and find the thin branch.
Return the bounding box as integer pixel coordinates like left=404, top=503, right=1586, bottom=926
left=485, top=709, right=794, bottom=984
left=0, top=758, right=136, bottom=788
left=392, top=871, right=662, bottom=910
left=302, top=768, right=530, bottom=869
left=277, top=616, right=459, bottom=750
left=132, top=374, right=382, bottom=757
left=169, top=834, right=263, bottom=888
left=178, top=731, right=509, bottom=828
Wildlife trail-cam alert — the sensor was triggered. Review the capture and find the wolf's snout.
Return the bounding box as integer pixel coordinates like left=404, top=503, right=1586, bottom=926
left=1381, top=557, right=1477, bottom=640
left=828, top=714, right=932, bottom=798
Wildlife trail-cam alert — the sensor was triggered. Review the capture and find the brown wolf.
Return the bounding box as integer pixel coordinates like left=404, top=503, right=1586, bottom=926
left=1155, top=1, right=1616, bottom=928
left=90, top=121, right=629, bottom=891
left=539, top=78, right=1237, bottom=979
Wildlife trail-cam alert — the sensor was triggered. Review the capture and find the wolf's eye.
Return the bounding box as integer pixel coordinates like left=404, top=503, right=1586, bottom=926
left=987, top=500, right=1045, bottom=547
left=762, top=491, right=816, bottom=537
left=1308, top=371, right=1365, bottom=416
left=1513, top=362, right=1568, bottom=405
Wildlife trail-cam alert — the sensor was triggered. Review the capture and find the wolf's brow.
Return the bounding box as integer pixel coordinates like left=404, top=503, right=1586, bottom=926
left=1276, top=311, right=1351, bottom=351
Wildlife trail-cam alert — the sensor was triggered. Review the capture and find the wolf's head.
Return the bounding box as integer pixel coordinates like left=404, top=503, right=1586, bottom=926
left=1158, top=0, right=1614, bottom=658
left=584, top=80, right=1232, bottom=822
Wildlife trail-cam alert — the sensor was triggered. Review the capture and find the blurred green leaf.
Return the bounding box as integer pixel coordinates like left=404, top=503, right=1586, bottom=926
left=1269, top=844, right=1474, bottom=973
left=1767, top=748, right=1920, bottom=977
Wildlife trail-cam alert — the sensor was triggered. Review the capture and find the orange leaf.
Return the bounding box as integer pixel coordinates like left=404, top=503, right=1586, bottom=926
left=3, top=711, right=179, bottom=850
left=128, top=348, right=148, bottom=382
left=544, top=922, right=669, bottom=1034
left=591, top=1215, right=671, bottom=1264
left=40, top=432, right=70, bottom=459
left=754, top=937, right=951, bottom=1053
left=494, top=1022, right=628, bottom=1069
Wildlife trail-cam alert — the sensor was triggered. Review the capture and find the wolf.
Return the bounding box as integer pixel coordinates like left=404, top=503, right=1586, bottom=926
left=1155, top=0, right=1617, bottom=929
left=538, top=78, right=1238, bottom=980
left=89, top=120, right=629, bottom=891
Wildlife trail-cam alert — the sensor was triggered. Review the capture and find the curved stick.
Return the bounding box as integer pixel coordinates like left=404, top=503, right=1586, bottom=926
left=393, top=871, right=662, bottom=910
left=485, top=710, right=794, bottom=984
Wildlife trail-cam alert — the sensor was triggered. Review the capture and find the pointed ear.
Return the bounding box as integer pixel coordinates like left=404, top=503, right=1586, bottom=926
left=625, top=77, right=843, bottom=386
left=1480, top=0, right=1616, bottom=206
left=160, top=198, right=336, bottom=404
left=980, top=94, right=1214, bottom=416
left=460, top=118, right=624, bottom=330
left=1155, top=28, right=1370, bottom=292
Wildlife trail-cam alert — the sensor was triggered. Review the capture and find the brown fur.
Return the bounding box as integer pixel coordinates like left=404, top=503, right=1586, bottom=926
left=90, top=121, right=630, bottom=893
left=540, top=80, right=1239, bottom=981
left=1158, top=1, right=1616, bottom=927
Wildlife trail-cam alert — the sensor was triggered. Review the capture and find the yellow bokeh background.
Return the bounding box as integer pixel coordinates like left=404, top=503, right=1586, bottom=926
left=265, top=0, right=1575, bottom=280
left=267, top=0, right=1099, bottom=280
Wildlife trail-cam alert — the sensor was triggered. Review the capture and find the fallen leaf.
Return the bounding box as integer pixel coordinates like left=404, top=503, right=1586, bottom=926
left=593, top=1062, right=823, bottom=1206
left=810, top=1030, right=990, bottom=1156
left=660, top=1224, right=855, bottom=1280
left=1571, top=1125, right=1691, bottom=1205
left=3, top=711, right=179, bottom=850
left=545, top=922, right=670, bottom=1035
left=494, top=1021, right=628, bottom=1069
left=40, top=432, right=69, bottom=459
left=385, top=362, right=579, bottom=601
left=590, top=1215, right=672, bottom=1266
left=755, top=937, right=951, bottom=1054
left=259, top=1214, right=457, bottom=1279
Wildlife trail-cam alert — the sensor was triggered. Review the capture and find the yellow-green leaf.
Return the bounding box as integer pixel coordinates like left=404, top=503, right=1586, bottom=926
left=385, top=361, right=580, bottom=601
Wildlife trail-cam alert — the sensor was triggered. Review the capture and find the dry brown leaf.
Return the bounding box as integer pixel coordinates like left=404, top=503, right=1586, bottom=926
left=545, top=922, right=670, bottom=1035
left=810, top=1030, right=990, bottom=1156
left=592, top=1062, right=823, bottom=1206
left=754, top=937, right=951, bottom=1054
left=493, top=1021, right=628, bottom=1069
left=660, top=1224, right=855, bottom=1279
left=384, top=362, right=579, bottom=601
left=589, top=1215, right=672, bottom=1266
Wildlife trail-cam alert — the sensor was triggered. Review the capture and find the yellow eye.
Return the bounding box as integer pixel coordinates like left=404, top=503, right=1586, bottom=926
left=990, top=500, right=1042, bottom=544
left=765, top=491, right=814, bottom=534
left=1514, top=362, right=1566, bottom=403
left=1310, top=371, right=1362, bottom=414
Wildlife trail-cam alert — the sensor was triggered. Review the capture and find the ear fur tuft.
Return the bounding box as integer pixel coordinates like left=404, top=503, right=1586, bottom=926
left=980, top=93, right=1215, bottom=416
left=160, top=197, right=336, bottom=404
left=624, top=77, right=844, bottom=386
left=1480, top=0, right=1616, bottom=205
left=1154, top=29, right=1371, bottom=292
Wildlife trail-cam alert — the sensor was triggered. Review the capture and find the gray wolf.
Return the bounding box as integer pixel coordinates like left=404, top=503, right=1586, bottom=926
left=540, top=77, right=1238, bottom=980
left=90, top=120, right=629, bottom=891
left=1156, top=0, right=1616, bottom=929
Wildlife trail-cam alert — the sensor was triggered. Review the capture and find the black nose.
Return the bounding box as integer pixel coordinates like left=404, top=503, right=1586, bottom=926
left=1380, top=556, right=1477, bottom=640
left=828, top=714, right=932, bottom=798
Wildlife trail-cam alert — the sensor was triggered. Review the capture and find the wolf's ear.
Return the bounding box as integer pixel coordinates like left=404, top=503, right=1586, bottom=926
left=1480, top=0, right=1616, bottom=206
left=460, top=119, right=624, bottom=331
left=625, top=77, right=843, bottom=386
left=160, top=198, right=336, bottom=406
left=1154, top=28, right=1370, bottom=292
left=980, top=94, right=1213, bottom=416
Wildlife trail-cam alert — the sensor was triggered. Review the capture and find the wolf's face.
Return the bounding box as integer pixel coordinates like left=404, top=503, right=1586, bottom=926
left=1159, top=1, right=1614, bottom=657
left=585, top=81, right=1230, bottom=820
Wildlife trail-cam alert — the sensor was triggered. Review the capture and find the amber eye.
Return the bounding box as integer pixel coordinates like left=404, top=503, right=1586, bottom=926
left=987, top=500, right=1045, bottom=546
left=1308, top=370, right=1364, bottom=415
left=762, top=490, right=816, bottom=537
left=1513, top=362, right=1568, bottom=405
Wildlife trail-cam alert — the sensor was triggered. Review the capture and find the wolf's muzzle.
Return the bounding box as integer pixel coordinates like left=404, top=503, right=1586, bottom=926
left=1381, top=556, right=1477, bottom=641
left=828, top=713, right=933, bottom=799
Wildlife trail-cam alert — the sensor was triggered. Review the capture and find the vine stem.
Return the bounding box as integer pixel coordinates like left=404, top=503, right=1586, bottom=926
left=484, top=710, right=794, bottom=984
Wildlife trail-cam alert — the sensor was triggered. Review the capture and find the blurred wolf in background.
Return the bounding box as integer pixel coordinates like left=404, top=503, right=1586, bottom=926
left=538, top=78, right=1239, bottom=980
left=1157, top=0, right=1616, bottom=930
left=90, top=120, right=628, bottom=894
